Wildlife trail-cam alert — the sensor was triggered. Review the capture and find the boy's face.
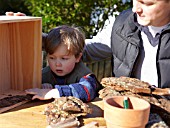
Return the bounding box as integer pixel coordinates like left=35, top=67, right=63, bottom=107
left=132, top=0, right=170, bottom=27
left=47, top=44, right=81, bottom=76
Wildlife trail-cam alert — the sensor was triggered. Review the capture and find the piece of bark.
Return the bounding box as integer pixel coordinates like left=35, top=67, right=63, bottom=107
left=101, top=76, right=170, bottom=95
left=44, top=96, right=92, bottom=126
left=46, top=117, right=79, bottom=128
left=101, top=76, right=151, bottom=94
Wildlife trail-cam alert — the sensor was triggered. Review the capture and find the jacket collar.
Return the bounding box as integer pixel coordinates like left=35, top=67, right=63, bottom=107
left=116, top=12, right=142, bottom=47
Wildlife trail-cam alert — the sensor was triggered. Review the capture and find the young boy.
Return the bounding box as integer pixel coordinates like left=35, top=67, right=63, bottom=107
left=26, top=25, right=101, bottom=102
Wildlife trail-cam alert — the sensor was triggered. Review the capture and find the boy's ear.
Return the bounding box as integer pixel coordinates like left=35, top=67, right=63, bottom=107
left=76, top=53, right=82, bottom=62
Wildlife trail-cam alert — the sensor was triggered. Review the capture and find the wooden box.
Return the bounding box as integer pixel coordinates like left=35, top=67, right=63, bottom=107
left=0, top=16, right=42, bottom=95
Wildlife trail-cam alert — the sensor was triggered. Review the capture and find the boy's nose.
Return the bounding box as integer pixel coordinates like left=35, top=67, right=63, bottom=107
left=55, top=60, right=62, bottom=66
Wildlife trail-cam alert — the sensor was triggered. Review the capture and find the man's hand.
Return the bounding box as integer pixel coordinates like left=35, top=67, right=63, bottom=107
left=5, top=12, right=26, bottom=16
left=25, top=88, right=60, bottom=100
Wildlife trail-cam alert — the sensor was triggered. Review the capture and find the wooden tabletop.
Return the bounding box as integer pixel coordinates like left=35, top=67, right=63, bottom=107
left=0, top=97, right=106, bottom=128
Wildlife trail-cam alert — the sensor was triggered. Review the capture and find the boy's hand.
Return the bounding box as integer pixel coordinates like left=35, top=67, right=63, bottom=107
left=25, top=88, right=60, bottom=100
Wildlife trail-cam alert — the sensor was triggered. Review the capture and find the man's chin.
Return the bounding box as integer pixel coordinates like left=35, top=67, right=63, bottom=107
left=137, top=17, right=150, bottom=26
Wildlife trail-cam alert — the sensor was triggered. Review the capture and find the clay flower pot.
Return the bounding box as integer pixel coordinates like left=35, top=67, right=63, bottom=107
left=103, top=96, right=150, bottom=128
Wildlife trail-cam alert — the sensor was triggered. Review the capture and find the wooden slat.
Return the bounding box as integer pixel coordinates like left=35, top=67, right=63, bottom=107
left=0, top=90, right=31, bottom=113
left=0, top=97, right=105, bottom=128
left=0, top=16, right=41, bottom=24
left=0, top=24, right=11, bottom=92
left=0, top=90, right=27, bottom=99
left=0, top=100, right=30, bottom=114
left=83, top=58, right=112, bottom=82
left=0, top=16, right=42, bottom=94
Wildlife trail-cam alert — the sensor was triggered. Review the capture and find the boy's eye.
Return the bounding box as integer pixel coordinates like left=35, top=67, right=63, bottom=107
left=49, top=56, right=54, bottom=59
left=62, top=57, right=69, bottom=60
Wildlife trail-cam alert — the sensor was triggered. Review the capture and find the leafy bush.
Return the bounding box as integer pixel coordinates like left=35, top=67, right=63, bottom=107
left=0, top=0, right=131, bottom=38
left=25, top=0, right=131, bottom=38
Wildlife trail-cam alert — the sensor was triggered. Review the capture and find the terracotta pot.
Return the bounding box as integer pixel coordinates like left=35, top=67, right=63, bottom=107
left=103, top=96, right=150, bottom=128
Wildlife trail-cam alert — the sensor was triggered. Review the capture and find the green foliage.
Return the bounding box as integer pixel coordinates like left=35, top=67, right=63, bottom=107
left=25, top=0, right=131, bottom=38
left=25, top=0, right=93, bottom=37
left=0, top=0, right=131, bottom=38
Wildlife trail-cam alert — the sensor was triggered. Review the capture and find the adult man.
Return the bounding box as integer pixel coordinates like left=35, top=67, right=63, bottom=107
left=84, top=0, right=170, bottom=88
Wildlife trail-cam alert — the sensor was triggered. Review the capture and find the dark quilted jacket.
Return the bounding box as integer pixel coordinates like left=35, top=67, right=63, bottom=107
left=111, top=9, right=170, bottom=88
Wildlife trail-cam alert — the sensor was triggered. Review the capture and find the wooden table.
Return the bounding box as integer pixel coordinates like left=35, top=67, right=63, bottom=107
left=0, top=97, right=106, bottom=128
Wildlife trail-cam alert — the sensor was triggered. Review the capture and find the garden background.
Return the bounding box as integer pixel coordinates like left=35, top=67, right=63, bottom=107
left=0, top=0, right=132, bottom=38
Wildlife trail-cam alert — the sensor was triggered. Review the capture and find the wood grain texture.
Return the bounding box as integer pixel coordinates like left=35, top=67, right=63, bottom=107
left=0, top=98, right=106, bottom=128
left=0, top=90, right=31, bottom=113
left=0, top=16, right=42, bottom=94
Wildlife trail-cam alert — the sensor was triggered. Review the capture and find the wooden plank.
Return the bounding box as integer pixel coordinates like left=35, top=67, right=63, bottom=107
left=0, top=23, right=11, bottom=92
left=0, top=100, right=48, bottom=128
left=0, top=90, right=31, bottom=113
left=0, top=90, right=26, bottom=98
left=0, top=98, right=106, bottom=128
left=0, top=100, right=30, bottom=114
left=9, top=21, right=42, bottom=90
left=0, top=16, right=41, bottom=24
left=0, top=17, right=42, bottom=94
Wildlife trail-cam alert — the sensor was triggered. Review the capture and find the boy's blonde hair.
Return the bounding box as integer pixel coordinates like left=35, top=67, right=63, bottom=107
left=45, top=25, right=85, bottom=58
